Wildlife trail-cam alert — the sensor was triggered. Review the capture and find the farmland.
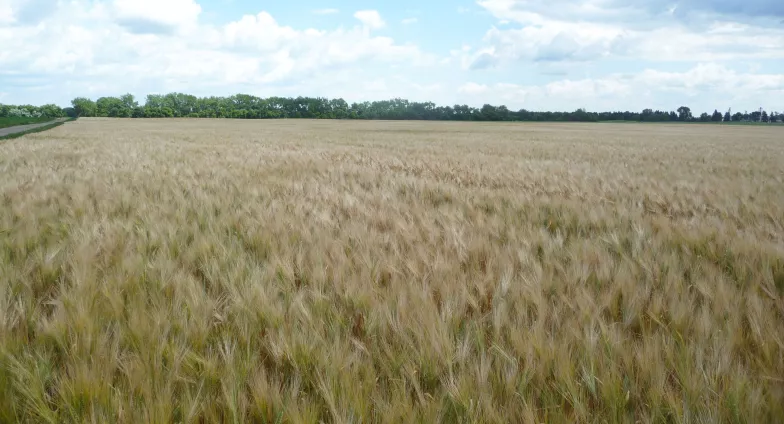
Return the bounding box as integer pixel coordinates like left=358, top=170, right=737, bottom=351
left=1, top=118, right=783, bottom=422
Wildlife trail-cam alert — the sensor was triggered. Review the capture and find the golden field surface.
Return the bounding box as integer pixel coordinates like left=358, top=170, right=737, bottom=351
left=1, top=118, right=783, bottom=423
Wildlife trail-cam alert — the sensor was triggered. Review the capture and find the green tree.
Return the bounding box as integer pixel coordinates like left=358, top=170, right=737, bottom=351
left=479, top=104, right=498, bottom=121
left=120, top=94, right=138, bottom=110
left=677, top=106, right=692, bottom=121
left=96, top=97, right=132, bottom=117
left=38, top=104, right=64, bottom=118
left=723, top=111, right=731, bottom=122
left=71, top=97, right=97, bottom=117
left=47, top=94, right=770, bottom=124
left=145, top=94, right=165, bottom=109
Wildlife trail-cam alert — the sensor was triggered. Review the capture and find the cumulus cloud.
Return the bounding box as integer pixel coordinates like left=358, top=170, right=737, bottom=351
left=0, top=1, right=431, bottom=105
left=112, top=0, right=202, bottom=34
left=5, top=0, right=60, bottom=24
left=478, top=0, right=784, bottom=25
left=457, top=82, right=488, bottom=95
left=628, top=0, right=784, bottom=20
left=354, top=10, right=385, bottom=30
left=467, top=50, right=498, bottom=69
left=0, top=3, right=12, bottom=24
left=456, top=63, right=784, bottom=111
left=463, top=22, right=622, bottom=68
left=466, top=0, right=784, bottom=67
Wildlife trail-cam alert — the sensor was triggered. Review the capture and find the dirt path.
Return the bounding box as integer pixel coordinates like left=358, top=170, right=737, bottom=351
left=0, top=118, right=68, bottom=137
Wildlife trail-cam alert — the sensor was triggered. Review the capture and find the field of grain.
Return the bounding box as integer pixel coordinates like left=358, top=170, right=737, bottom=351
left=1, top=118, right=783, bottom=423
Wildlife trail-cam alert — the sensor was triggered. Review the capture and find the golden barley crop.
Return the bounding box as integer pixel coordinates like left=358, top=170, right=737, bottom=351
left=1, top=118, right=783, bottom=423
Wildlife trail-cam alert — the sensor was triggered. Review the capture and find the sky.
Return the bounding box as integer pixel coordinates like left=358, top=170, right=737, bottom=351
left=0, top=0, right=783, bottom=112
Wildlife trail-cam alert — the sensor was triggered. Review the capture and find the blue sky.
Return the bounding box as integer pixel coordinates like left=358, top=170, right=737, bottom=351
left=1, top=0, right=783, bottom=112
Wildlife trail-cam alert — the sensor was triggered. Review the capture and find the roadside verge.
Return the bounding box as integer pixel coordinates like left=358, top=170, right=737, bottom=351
left=0, top=118, right=75, bottom=140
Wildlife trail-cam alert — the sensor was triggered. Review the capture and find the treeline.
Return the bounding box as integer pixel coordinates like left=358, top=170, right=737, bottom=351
left=2, top=94, right=782, bottom=123
left=0, top=104, right=67, bottom=119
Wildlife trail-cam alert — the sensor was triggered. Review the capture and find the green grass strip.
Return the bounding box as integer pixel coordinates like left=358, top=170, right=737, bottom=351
left=0, top=118, right=76, bottom=141
left=0, top=117, right=53, bottom=129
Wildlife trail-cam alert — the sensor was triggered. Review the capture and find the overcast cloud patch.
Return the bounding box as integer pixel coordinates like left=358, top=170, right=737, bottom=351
left=468, top=51, right=498, bottom=69
left=116, top=18, right=175, bottom=35
left=12, top=0, right=58, bottom=24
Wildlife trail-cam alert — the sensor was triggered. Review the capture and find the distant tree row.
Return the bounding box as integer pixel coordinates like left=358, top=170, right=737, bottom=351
left=2, top=95, right=782, bottom=123
left=0, top=104, right=66, bottom=119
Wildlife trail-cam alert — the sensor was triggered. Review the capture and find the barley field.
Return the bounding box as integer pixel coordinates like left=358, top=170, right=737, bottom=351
left=1, top=118, right=783, bottom=423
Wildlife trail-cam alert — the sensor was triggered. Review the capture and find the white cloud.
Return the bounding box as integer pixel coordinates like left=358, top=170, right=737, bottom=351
left=1, top=0, right=65, bottom=25
left=221, top=12, right=301, bottom=52
left=402, top=17, right=418, bottom=25
left=354, top=10, right=385, bottom=30
left=312, top=8, right=339, bottom=15
left=636, top=63, right=784, bottom=95
left=455, top=63, right=784, bottom=111
left=218, top=11, right=426, bottom=73
left=469, top=0, right=784, bottom=67
left=0, top=1, right=12, bottom=24
left=457, top=82, right=488, bottom=95
left=112, top=0, right=201, bottom=33
left=0, top=1, right=430, bottom=105
left=477, top=0, right=784, bottom=26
